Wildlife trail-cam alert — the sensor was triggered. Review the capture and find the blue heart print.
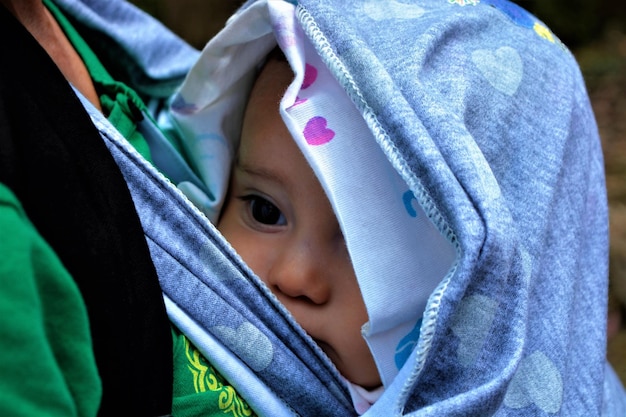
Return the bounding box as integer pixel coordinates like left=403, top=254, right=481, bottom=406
left=394, top=318, right=423, bottom=370
left=481, top=0, right=535, bottom=28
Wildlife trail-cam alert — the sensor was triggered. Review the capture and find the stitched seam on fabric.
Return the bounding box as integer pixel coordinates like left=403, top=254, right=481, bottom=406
left=296, top=5, right=462, bottom=413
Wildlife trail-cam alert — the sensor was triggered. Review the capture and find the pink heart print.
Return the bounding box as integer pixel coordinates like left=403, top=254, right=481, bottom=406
left=293, top=64, right=318, bottom=107
left=303, top=116, right=335, bottom=145
left=302, top=64, right=318, bottom=89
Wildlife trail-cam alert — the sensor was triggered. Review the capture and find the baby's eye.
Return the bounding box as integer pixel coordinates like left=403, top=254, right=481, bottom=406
left=246, top=195, right=287, bottom=226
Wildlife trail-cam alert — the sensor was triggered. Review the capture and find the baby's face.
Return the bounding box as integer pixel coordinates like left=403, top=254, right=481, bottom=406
left=218, top=58, right=381, bottom=388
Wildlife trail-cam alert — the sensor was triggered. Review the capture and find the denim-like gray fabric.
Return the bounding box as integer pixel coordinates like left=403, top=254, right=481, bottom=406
left=60, top=0, right=626, bottom=415
left=54, top=0, right=198, bottom=97
left=100, top=112, right=354, bottom=416
left=292, top=0, right=626, bottom=415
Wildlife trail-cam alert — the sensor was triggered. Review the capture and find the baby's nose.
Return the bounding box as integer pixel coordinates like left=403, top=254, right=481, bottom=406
left=267, top=240, right=332, bottom=305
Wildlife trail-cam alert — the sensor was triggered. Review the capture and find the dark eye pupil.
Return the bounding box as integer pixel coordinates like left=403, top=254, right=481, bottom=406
left=251, top=198, right=282, bottom=225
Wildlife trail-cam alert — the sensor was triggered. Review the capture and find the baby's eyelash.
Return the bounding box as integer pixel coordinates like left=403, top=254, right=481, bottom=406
left=239, top=195, right=286, bottom=226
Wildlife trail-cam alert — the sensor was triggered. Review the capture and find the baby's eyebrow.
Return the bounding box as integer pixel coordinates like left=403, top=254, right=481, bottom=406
left=235, top=162, right=290, bottom=190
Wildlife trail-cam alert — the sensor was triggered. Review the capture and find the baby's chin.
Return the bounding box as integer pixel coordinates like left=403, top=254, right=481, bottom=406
left=314, top=339, right=382, bottom=389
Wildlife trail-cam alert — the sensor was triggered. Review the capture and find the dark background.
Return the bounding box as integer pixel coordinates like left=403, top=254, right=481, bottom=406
left=129, top=0, right=626, bottom=383
left=128, top=0, right=626, bottom=50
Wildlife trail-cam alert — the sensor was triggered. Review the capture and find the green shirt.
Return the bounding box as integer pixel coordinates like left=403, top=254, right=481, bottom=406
left=0, top=184, right=101, bottom=417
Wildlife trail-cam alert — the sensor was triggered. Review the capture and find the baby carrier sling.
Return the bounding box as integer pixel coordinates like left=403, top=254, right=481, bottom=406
left=0, top=7, right=173, bottom=416
left=160, top=0, right=626, bottom=414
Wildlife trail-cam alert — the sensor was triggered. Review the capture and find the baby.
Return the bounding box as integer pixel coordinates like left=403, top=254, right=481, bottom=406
left=216, top=51, right=380, bottom=391
left=169, top=2, right=455, bottom=413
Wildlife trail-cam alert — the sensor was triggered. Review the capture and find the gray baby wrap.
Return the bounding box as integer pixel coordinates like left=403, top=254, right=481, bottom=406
left=63, top=0, right=626, bottom=415
left=100, top=115, right=354, bottom=416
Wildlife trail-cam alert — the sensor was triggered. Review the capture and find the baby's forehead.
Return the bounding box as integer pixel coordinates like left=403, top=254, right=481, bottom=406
left=240, top=57, right=296, bottom=155
left=249, top=55, right=293, bottom=103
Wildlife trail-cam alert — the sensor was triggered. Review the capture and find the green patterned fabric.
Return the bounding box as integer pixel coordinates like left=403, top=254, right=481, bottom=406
left=172, top=326, right=257, bottom=417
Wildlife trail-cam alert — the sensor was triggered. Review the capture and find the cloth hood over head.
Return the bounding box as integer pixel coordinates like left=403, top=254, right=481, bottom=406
left=168, top=0, right=626, bottom=415
left=171, top=0, right=455, bottom=391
